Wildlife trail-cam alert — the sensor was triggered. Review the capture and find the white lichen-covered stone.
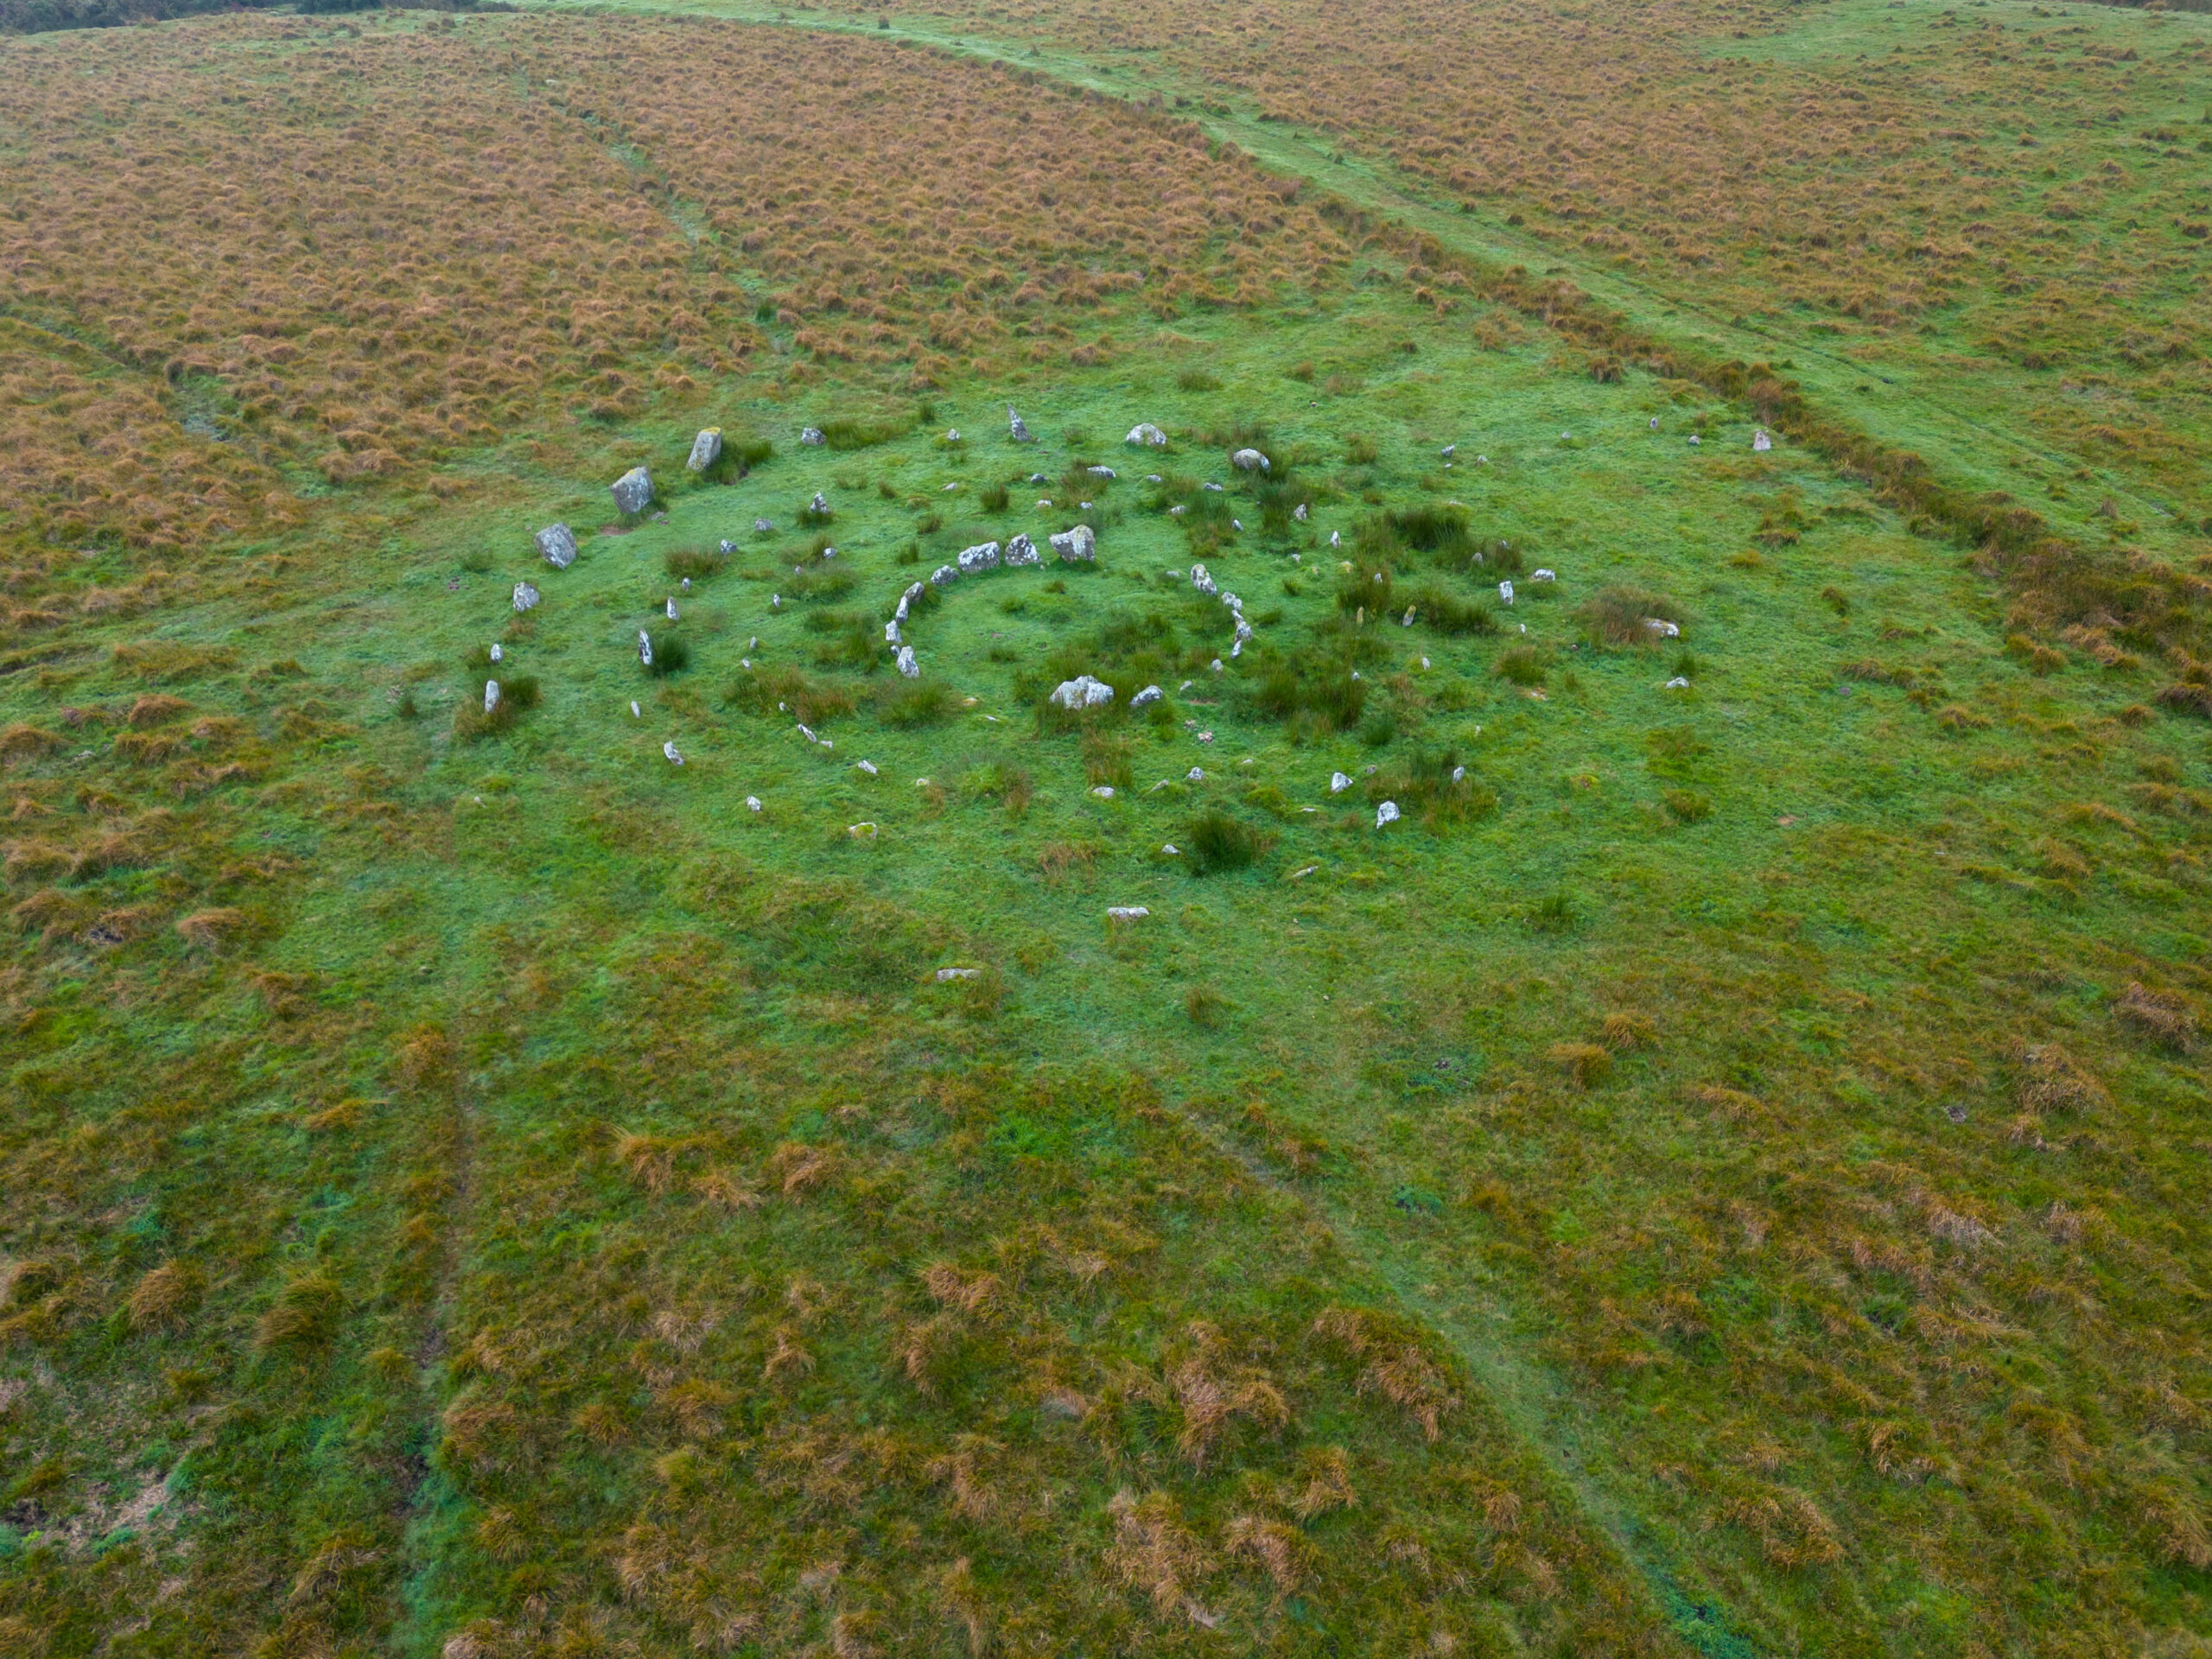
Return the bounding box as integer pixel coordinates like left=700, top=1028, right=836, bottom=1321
left=1401, top=607, right=1415, bottom=627
left=1498, top=580, right=1515, bottom=607
left=1185, top=766, right=1205, bottom=782
left=687, top=428, right=721, bottom=472
left=1375, top=800, right=1401, bottom=828
left=936, top=966, right=979, bottom=981
left=664, top=740, right=684, bottom=766
left=1665, top=675, right=1692, bottom=690
left=1189, top=563, right=1218, bottom=596
left=753, top=517, right=775, bottom=533
left=1531, top=568, right=1556, bottom=582
left=1088, top=465, right=1116, bottom=479
left=1007, top=404, right=1034, bottom=442
left=809, top=491, right=830, bottom=516
left=1231, top=448, right=1269, bottom=473
left=896, top=645, right=918, bottom=679
left=957, top=541, right=1001, bottom=575
left=1050, top=674, right=1115, bottom=711
left=1051, top=524, right=1096, bottom=563
left=1441, top=443, right=1457, bottom=457
left=1003, top=532, right=1039, bottom=567
left=489, top=644, right=503, bottom=664
left=800, top=426, right=825, bottom=446
left=638, top=630, right=653, bottom=666
left=665, top=596, right=680, bottom=621
left=1330, top=772, right=1351, bottom=793
left=885, top=620, right=901, bottom=645
left=1106, top=906, right=1149, bottom=923
left=536, top=523, right=577, bottom=569
left=856, top=760, right=879, bottom=777
left=610, top=467, right=653, bottom=516
left=1125, top=423, right=1167, bottom=446
left=1293, top=502, right=1308, bottom=522
left=1090, top=785, right=1116, bottom=798
left=512, top=581, right=540, bottom=613
left=746, top=795, right=762, bottom=811
left=1752, top=429, right=1773, bottom=453
left=483, top=680, right=500, bottom=714
left=1130, top=684, right=1163, bottom=709
left=1643, top=617, right=1681, bottom=639
left=929, top=564, right=959, bottom=587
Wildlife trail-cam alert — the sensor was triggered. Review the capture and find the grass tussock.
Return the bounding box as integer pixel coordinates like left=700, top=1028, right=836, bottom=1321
left=1578, top=587, right=1684, bottom=648
left=1184, top=808, right=1274, bottom=874
left=730, top=665, right=856, bottom=726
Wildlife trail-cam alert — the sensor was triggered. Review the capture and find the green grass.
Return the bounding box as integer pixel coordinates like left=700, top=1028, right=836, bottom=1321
left=3, top=10, right=2210, bottom=1659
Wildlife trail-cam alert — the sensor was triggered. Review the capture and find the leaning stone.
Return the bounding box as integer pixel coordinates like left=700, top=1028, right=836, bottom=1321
left=664, top=740, right=684, bottom=766
left=1051, top=524, right=1096, bottom=563
left=929, top=564, right=960, bottom=587
left=896, top=645, right=919, bottom=679
left=957, top=540, right=1002, bottom=575
left=1050, top=674, right=1115, bottom=711
left=1007, top=404, right=1034, bottom=442
left=512, top=581, right=540, bottom=613
left=666, top=596, right=680, bottom=621
left=1330, top=772, right=1351, bottom=793
left=801, top=426, right=825, bottom=446
left=1231, top=448, right=1269, bottom=473
left=1375, top=800, right=1401, bottom=828
left=1004, top=532, right=1039, bottom=567
left=687, top=428, right=722, bottom=472
left=610, top=467, right=653, bottom=516
left=483, top=681, right=500, bottom=715
left=1130, top=684, right=1163, bottom=709
left=536, top=523, right=577, bottom=569
left=1125, top=423, right=1167, bottom=446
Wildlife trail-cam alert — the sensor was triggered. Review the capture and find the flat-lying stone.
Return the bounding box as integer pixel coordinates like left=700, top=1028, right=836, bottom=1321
left=1126, top=423, right=1167, bottom=446
left=610, top=467, right=653, bottom=516
left=1231, top=448, right=1269, bottom=473
left=1330, top=772, right=1351, bottom=793
left=1106, top=906, right=1149, bottom=923
left=957, top=540, right=1001, bottom=575
left=536, top=523, right=577, bottom=569
left=1130, top=684, right=1163, bottom=709
left=801, top=426, right=825, bottom=446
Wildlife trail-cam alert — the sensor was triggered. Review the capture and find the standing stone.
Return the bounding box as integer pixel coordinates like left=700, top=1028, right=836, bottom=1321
left=1049, top=675, right=1115, bottom=710
left=1004, top=532, right=1039, bottom=566
left=1293, top=502, right=1308, bottom=522
left=665, top=596, right=680, bottom=622
left=1376, top=801, right=1401, bottom=828
left=1007, top=404, right=1034, bottom=443
left=809, top=491, right=830, bottom=516
left=1231, top=448, right=1270, bottom=473
left=639, top=630, right=654, bottom=667
left=512, top=581, right=540, bottom=613
left=489, top=643, right=503, bottom=664
left=536, top=523, right=577, bottom=569
left=664, top=740, right=684, bottom=766
left=1125, top=423, right=1167, bottom=447
left=484, top=681, right=500, bottom=715
left=885, top=620, right=901, bottom=645
left=1498, top=580, right=1515, bottom=607
left=1752, top=429, right=1773, bottom=453
left=1051, top=524, right=1096, bottom=563
left=687, top=428, right=722, bottom=472
left=1330, top=772, right=1351, bottom=793
left=610, top=467, right=653, bottom=516
left=896, top=645, right=919, bottom=678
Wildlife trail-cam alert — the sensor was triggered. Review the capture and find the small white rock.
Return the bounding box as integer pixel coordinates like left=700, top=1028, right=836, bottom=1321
left=1106, top=906, right=1150, bottom=923
left=746, top=796, right=762, bottom=811
left=638, top=629, right=654, bottom=667
left=1375, top=800, right=1401, bottom=828
left=512, top=581, right=540, bottom=613
left=1330, top=772, right=1351, bottom=793
left=936, top=967, right=979, bottom=982
left=664, top=740, right=684, bottom=766
left=1131, top=684, right=1164, bottom=709
left=1531, top=569, right=1556, bottom=582
left=801, top=426, right=825, bottom=445
left=489, top=643, right=503, bottom=664
left=1231, top=448, right=1269, bottom=473
left=1665, top=676, right=1692, bottom=690
left=1186, top=767, right=1205, bottom=782
left=856, top=760, right=879, bottom=776
left=1090, top=785, right=1116, bottom=799
left=483, top=680, right=500, bottom=714
left=629, top=701, right=640, bottom=717
left=1499, top=580, right=1515, bottom=606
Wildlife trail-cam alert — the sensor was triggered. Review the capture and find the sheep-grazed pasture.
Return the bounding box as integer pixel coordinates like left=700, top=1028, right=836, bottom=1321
left=0, top=9, right=2208, bottom=1659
